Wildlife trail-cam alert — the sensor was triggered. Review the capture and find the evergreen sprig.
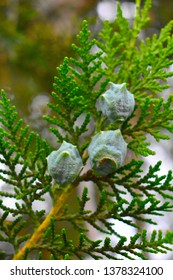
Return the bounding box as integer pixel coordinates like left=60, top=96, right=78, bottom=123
left=44, top=20, right=108, bottom=147
left=0, top=0, right=173, bottom=260
left=30, top=227, right=173, bottom=260
left=123, top=96, right=173, bottom=156
left=0, top=90, right=52, bottom=255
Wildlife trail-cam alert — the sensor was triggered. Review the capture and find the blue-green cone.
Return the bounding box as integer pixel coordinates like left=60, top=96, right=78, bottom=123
left=47, top=141, right=83, bottom=186
left=98, top=82, right=135, bottom=123
left=88, top=130, right=127, bottom=176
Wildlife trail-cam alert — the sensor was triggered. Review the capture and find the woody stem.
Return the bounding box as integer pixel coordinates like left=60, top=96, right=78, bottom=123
left=12, top=184, right=73, bottom=260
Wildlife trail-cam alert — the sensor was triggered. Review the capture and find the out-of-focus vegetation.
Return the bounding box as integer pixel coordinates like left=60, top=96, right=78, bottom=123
left=0, top=0, right=172, bottom=119
left=149, top=0, right=173, bottom=27
left=0, top=0, right=99, bottom=117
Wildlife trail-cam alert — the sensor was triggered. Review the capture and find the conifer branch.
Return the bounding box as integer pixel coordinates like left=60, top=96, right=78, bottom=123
left=12, top=183, right=74, bottom=260
left=1, top=0, right=173, bottom=260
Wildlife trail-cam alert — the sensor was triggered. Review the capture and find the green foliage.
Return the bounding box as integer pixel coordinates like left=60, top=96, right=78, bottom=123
left=1, top=0, right=173, bottom=260
left=0, top=90, right=52, bottom=254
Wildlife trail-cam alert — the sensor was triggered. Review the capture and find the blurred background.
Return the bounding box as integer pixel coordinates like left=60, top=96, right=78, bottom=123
left=1, top=0, right=173, bottom=124
left=0, top=0, right=173, bottom=259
